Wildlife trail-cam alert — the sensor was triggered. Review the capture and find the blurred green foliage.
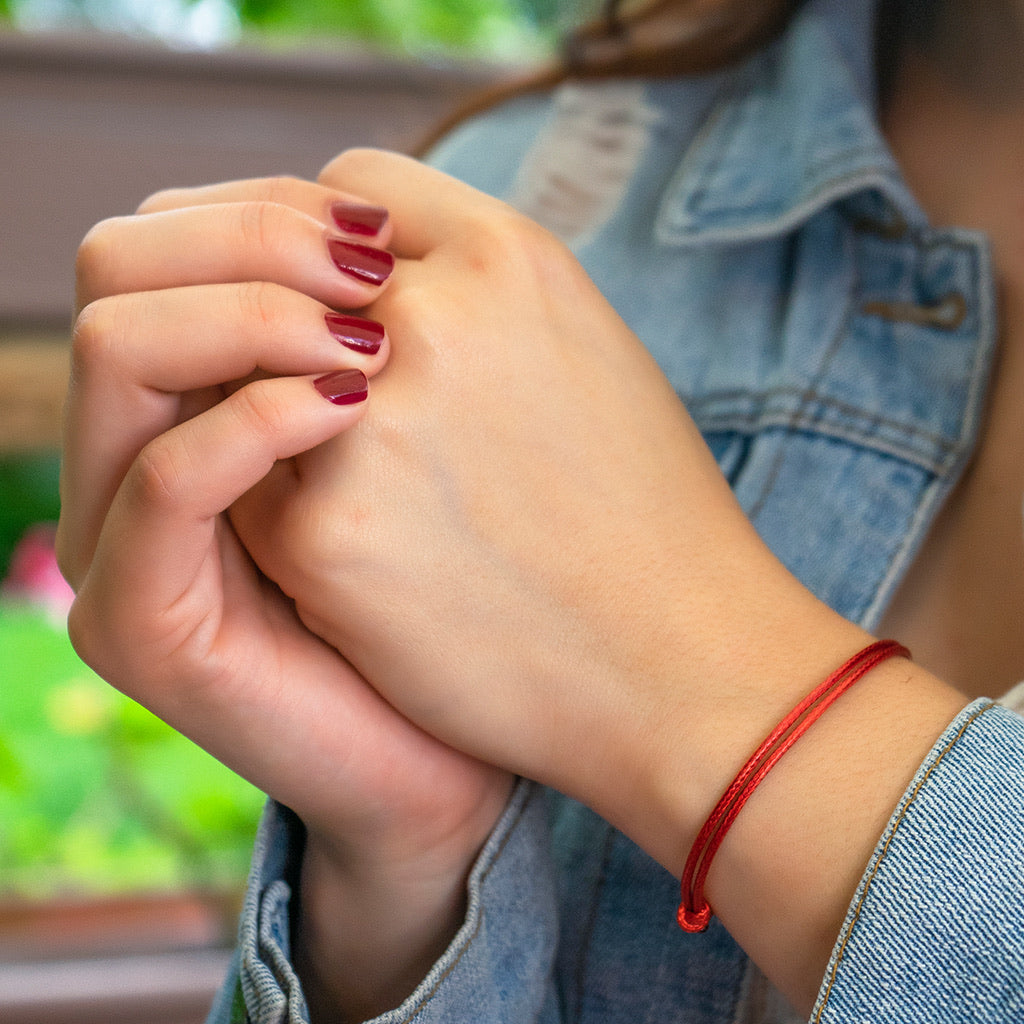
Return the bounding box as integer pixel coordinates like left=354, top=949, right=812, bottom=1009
left=0, top=460, right=261, bottom=901
left=0, top=460, right=260, bottom=902
left=0, top=605, right=263, bottom=897
left=0, top=0, right=570, bottom=908
left=235, top=0, right=553, bottom=52
left=0, top=0, right=562, bottom=57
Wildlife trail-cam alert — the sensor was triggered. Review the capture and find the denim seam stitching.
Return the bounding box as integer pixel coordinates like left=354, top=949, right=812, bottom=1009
left=669, top=66, right=748, bottom=220
left=745, top=233, right=857, bottom=523
left=811, top=699, right=996, bottom=1022
left=398, top=786, right=535, bottom=1024
left=668, top=160, right=902, bottom=246
left=691, top=387, right=961, bottom=458
left=699, top=153, right=893, bottom=222
left=571, top=824, right=618, bottom=1024
left=674, top=50, right=893, bottom=229
left=691, top=228, right=987, bottom=476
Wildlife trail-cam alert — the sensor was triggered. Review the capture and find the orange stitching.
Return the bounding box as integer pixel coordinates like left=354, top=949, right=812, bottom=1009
left=861, top=292, right=968, bottom=331
left=811, top=700, right=995, bottom=1022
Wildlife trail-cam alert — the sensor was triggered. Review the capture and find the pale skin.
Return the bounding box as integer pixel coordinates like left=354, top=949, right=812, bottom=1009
left=57, top=1, right=1021, bottom=1021
left=59, top=182, right=513, bottom=1021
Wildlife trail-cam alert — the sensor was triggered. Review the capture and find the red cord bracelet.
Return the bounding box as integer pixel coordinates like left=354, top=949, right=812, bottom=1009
left=677, top=638, right=911, bottom=933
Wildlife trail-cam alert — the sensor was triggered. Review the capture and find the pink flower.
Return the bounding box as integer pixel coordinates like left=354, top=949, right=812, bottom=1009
left=2, top=524, right=75, bottom=623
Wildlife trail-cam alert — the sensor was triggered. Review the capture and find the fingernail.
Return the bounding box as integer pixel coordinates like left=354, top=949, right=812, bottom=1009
left=325, top=313, right=385, bottom=355
left=314, top=368, right=368, bottom=405
left=327, top=238, right=394, bottom=286
left=330, top=200, right=388, bottom=237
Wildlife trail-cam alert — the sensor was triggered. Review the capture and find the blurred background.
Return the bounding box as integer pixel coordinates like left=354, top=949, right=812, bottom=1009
left=0, top=2, right=559, bottom=1020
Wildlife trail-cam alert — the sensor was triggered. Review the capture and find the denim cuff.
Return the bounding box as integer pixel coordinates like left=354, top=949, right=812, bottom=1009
left=811, top=699, right=1024, bottom=1022
left=207, top=778, right=558, bottom=1024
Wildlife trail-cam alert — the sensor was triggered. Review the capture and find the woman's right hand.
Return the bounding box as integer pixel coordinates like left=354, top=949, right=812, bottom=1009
left=56, top=176, right=514, bottom=1022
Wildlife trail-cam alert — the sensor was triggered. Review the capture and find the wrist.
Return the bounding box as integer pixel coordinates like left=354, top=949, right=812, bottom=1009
left=648, top=605, right=879, bottom=875
left=595, top=578, right=966, bottom=1012
left=710, top=652, right=966, bottom=1010
left=295, top=825, right=483, bottom=1024
left=296, top=774, right=514, bottom=1024
left=574, top=562, right=874, bottom=873
left=296, top=833, right=466, bottom=1024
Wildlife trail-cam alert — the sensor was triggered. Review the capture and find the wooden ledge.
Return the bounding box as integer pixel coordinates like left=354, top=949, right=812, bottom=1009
left=0, top=949, right=233, bottom=1024
left=0, top=337, right=69, bottom=454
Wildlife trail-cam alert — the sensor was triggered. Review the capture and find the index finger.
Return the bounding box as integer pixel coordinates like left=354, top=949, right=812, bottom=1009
left=317, top=149, right=512, bottom=258
left=137, top=175, right=394, bottom=248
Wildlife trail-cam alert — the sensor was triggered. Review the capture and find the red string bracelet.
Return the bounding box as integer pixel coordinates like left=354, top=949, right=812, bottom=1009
left=677, top=638, right=911, bottom=933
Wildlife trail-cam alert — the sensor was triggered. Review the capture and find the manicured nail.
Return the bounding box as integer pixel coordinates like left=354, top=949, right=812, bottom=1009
left=327, top=238, right=394, bottom=286
left=314, top=368, right=368, bottom=405
left=330, top=200, right=389, bottom=237
left=325, top=313, right=385, bottom=355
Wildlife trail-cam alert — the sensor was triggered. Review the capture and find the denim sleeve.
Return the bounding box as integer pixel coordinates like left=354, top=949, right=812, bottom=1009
left=205, top=779, right=560, bottom=1024
left=811, top=699, right=1024, bottom=1023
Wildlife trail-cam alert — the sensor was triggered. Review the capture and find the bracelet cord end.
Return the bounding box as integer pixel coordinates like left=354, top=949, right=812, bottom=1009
left=677, top=900, right=712, bottom=933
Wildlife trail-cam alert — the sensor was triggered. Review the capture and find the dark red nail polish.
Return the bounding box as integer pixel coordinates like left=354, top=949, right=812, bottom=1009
left=330, top=200, right=389, bottom=237
left=327, top=238, right=394, bottom=286
left=314, top=368, right=368, bottom=405
left=325, top=313, right=385, bottom=355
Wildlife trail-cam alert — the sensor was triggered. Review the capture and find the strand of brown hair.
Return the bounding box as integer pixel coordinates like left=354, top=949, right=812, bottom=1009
left=414, top=0, right=807, bottom=157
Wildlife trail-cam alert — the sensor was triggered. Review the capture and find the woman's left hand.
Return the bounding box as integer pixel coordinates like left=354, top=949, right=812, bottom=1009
left=227, top=152, right=970, bottom=1015
left=228, top=150, right=846, bottom=851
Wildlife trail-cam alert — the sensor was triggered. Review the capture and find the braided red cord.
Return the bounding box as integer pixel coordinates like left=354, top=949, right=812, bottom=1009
left=677, top=639, right=911, bottom=933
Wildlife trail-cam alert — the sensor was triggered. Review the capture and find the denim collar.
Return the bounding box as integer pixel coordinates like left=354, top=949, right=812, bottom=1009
left=655, top=0, right=927, bottom=246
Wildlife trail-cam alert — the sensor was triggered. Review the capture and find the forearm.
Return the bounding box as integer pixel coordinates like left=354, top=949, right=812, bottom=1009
left=594, top=582, right=968, bottom=1015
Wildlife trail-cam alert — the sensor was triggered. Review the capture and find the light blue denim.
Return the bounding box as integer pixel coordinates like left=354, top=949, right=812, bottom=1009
left=208, top=0, right=1024, bottom=1020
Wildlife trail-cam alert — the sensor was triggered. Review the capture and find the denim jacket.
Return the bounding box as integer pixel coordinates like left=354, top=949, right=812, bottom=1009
left=208, top=0, right=1024, bottom=1020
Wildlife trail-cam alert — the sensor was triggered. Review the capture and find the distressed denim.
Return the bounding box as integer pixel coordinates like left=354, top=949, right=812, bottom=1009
left=208, top=0, right=1024, bottom=1021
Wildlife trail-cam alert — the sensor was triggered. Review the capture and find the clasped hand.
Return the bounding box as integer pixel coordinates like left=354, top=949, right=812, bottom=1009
left=59, top=148, right=817, bottom=899
left=57, top=165, right=511, bottom=913
left=229, top=150, right=807, bottom=835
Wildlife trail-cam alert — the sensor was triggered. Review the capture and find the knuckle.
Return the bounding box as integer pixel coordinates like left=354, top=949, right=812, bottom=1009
left=65, top=595, right=101, bottom=670
left=235, top=199, right=288, bottom=257
left=130, top=437, right=189, bottom=514
left=478, top=208, right=559, bottom=265
left=54, top=520, right=83, bottom=593
left=236, top=279, right=288, bottom=337
left=258, top=174, right=308, bottom=208
left=457, top=207, right=564, bottom=287
left=135, top=186, right=188, bottom=215
left=75, top=216, right=129, bottom=299
left=64, top=592, right=131, bottom=684
left=317, top=147, right=380, bottom=187
left=232, top=380, right=291, bottom=441
left=71, top=296, right=122, bottom=375
left=375, top=280, right=432, bottom=349
left=376, top=274, right=419, bottom=323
